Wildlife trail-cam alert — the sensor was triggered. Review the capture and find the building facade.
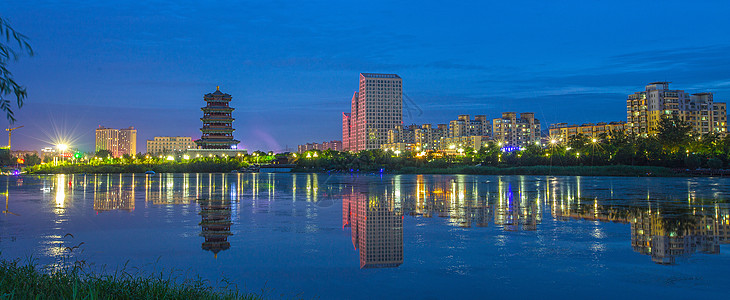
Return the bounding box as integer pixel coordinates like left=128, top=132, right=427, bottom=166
left=415, top=124, right=448, bottom=150
left=297, top=140, right=343, bottom=153
left=95, top=126, right=136, bottom=157
left=146, top=136, right=197, bottom=155
left=549, top=121, right=626, bottom=142
left=492, top=112, right=541, bottom=147
left=448, top=115, right=491, bottom=138
left=343, top=73, right=403, bottom=151
left=627, top=82, right=727, bottom=136
left=196, top=86, right=240, bottom=149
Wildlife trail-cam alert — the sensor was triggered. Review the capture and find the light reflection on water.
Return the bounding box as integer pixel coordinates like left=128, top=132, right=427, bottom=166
left=1, top=173, right=730, bottom=297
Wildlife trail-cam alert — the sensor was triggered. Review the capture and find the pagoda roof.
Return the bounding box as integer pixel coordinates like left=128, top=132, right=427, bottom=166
left=205, top=86, right=231, bottom=98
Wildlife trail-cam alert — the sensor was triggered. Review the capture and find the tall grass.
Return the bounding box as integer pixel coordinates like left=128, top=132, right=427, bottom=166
left=0, top=258, right=262, bottom=300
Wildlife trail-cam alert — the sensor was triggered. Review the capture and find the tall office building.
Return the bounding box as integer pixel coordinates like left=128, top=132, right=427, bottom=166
left=95, top=126, right=136, bottom=157
left=627, top=82, right=727, bottom=136
left=196, top=87, right=240, bottom=149
left=343, top=73, right=403, bottom=151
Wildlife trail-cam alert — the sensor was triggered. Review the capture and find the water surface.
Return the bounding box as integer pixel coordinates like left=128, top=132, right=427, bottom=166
left=1, top=173, right=729, bottom=298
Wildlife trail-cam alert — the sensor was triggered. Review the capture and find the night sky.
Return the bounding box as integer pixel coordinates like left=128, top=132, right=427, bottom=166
left=2, top=0, right=730, bottom=152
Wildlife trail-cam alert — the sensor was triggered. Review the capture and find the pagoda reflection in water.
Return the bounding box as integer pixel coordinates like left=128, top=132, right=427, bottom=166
left=198, top=198, right=232, bottom=257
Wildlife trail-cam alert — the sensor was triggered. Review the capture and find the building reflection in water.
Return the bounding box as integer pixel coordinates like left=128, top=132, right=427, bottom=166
left=343, top=182, right=404, bottom=269
left=396, top=175, right=730, bottom=265
left=93, top=174, right=135, bottom=212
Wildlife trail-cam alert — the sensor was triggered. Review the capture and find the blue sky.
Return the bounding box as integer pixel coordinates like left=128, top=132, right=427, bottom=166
left=2, top=0, right=730, bottom=152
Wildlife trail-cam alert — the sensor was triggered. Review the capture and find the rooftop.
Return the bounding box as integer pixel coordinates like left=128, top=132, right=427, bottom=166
left=361, top=73, right=401, bottom=79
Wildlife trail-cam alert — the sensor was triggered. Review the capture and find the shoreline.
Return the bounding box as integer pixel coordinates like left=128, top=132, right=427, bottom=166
left=17, top=165, right=721, bottom=177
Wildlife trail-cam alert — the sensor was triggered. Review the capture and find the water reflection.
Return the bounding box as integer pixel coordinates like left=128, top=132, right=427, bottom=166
left=199, top=198, right=232, bottom=258
left=93, top=174, right=135, bottom=212
left=22, top=173, right=730, bottom=266
left=342, top=183, right=404, bottom=269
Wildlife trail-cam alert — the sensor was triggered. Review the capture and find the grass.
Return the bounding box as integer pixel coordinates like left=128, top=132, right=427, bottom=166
left=0, top=258, right=263, bottom=300
left=397, top=165, right=680, bottom=177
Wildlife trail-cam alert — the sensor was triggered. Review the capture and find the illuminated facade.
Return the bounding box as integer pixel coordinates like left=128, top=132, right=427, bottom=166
left=414, top=124, right=449, bottom=150
left=448, top=115, right=491, bottom=138
left=492, top=112, right=541, bottom=147
left=95, top=126, right=136, bottom=157
left=196, top=86, right=240, bottom=149
left=297, top=140, right=343, bottom=153
left=548, top=121, right=626, bottom=142
left=146, top=136, right=196, bottom=155
left=626, top=82, right=727, bottom=137
left=343, top=73, right=403, bottom=151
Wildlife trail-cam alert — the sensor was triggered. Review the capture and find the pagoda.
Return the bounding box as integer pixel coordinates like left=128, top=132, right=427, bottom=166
left=195, top=86, right=240, bottom=149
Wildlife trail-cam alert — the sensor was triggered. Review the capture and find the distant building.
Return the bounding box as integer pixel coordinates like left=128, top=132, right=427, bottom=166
left=146, top=137, right=197, bottom=155
left=549, top=121, right=626, bottom=142
left=627, top=82, right=727, bottom=136
left=448, top=115, right=491, bottom=138
left=343, top=73, right=403, bottom=151
left=492, top=112, right=541, bottom=147
left=414, top=124, right=448, bottom=151
left=10, top=150, right=38, bottom=159
left=95, top=126, right=136, bottom=157
left=297, top=140, right=342, bottom=153
left=195, top=86, right=240, bottom=149
left=40, top=147, right=56, bottom=159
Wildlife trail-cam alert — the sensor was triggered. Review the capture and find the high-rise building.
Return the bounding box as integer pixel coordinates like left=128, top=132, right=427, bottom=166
left=448, top=115, right=491, bottom=138
left=342, top=112, right=352, bottom=150
left=196, top=86, right=240, bottom=149
left=492, top=112, right=541, bottom=147
left=415, top=124, right=448, bottom=150
left=95, top=126, right=136, bottom=157
left=626, top=82, right=727, bottom=136
left=343, top=73, right=403, bottom=151
left=146, top=137, right=197, bottom=155
left=118, top=127, right=137, bottom=156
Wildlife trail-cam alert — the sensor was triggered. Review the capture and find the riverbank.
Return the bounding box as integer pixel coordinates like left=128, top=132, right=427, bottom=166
left=294, top=165, right=683, bottom=177
left=26, top=161, right=242, bottom=174
left=0, top=258, right=261, bottom=299
left=26, top=164, right=687, bottom=177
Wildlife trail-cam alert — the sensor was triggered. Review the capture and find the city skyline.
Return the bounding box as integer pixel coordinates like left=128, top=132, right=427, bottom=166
left=2, top=1, right=730, bottom=152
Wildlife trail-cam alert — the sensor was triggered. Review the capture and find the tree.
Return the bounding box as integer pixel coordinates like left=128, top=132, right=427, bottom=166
left=95, top=149, right=112, bottom=158
left=657, top=115, right=692, bottom=153
left=0, top=17, right=34, bottom=123
left=23, top=153, right=41, bottom=165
